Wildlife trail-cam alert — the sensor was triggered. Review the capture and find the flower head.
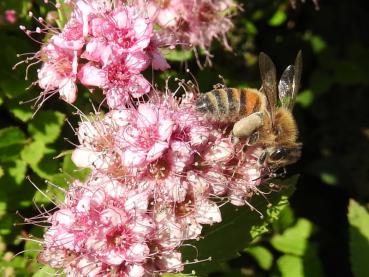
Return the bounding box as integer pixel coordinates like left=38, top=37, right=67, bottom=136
left=39, top=88, right=268, bottom=275
left=145, top=0, right=236, bottom=52
left=24, top=0, right=168, bottom=107
left=4, top=9, right=17, bottom=24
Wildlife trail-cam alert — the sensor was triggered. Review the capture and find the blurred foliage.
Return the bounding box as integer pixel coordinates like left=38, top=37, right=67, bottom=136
left=0, top=0, right=369, bottom=276
left=182, top=177, right=296, bottom=276
left=348, top=200, right=369, bottom=277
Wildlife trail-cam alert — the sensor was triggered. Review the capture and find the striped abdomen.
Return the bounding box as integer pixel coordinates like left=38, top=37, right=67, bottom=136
left=195, top=88, right=264, bottom=122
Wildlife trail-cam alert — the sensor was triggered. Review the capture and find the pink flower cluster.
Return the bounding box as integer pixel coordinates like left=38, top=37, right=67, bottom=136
left=35, top=0, right=169, bottom=108
left=144, top=0, right=236, bottom=51
left=39, top=174, right=182, bottom=275
left=38, top=92, right=264, bottom=275
left=22, top=0, right=236, bottom=107
left=24, top=1, right=271, bottom=276
left=4, top=9, right=17, bottom=24
left=72, top=93, right=262, bottom=206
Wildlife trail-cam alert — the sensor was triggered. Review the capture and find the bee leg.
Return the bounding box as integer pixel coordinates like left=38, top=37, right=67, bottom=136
left=230, top=135, right=240, bottom=144
left=232, top=112, right=264, bottom=139
left=247, top=131, right=260, bottom=146
left=278, top=167, right=287, bottom=178
left=267, top=167, right=287, bottom=179
left=257, top=150, right=268, bottom=166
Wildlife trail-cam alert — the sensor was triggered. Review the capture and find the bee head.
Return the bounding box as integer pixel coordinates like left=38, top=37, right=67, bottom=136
left=270, top=145, right=301, bottom=165
left=262, top=144, right=302, bottom=167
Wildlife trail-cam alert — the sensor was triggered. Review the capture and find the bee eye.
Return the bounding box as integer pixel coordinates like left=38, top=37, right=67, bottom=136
left=270, top=148, right=287, bottom=161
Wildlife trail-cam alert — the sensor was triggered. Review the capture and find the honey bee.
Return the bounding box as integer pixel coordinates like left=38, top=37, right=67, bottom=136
left=195, top=51, right=303, bottom=169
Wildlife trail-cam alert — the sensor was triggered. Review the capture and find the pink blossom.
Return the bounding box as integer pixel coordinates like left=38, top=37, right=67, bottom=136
left=71, top=91, right=264, bottom=207
left=145, top=0, right=236, bottom=51
left=78, top=63, right=106, bottom=87
left=40, top=90, right=269, bottom=275
left=39, top=175, right=163, bottom=276
left=5, top=9, right=17, bottom=24
left=103, top=60, right=152, bottom=108
left=71, top=117, right=117, bottom=170
left=118, top=103, right=175, bottom=167
left=52, top=18, right=84, bottom=50
left=82, top=38, right=112, bottom=65
left=29, top=0, right=168, bottom=106
left=37, top=44, right=78, bottom=103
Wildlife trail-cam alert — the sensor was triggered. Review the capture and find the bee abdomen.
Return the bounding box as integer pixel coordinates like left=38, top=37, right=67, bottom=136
left=240, top=88, right=262, bottom=115
left=196, top=89, right=232, bottom=122
left=195, top=87, right=264, bottom=122
left=226, top=88, right=241, bottom=120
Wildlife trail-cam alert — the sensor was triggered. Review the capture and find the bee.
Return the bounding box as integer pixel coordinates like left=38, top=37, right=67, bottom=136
left=195, top=51, right=303, bottom=169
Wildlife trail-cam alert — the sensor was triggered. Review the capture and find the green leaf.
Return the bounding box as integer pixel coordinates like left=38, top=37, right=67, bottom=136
left=160, top=274, right=191, bottom=277
left=164, top=49, right=193, bottom=62
left=277, top=255, right=304, bottom=277
left=0, top=202, right=6, bottom=219
left=33, top=176, right=67, bottom=205
left=0, top=55, right=29, bottom=100
left=302, top=243, right=325, bottom=277
left=296, top=90, right=314, bottom=108
left=33, top=266, right=58, bottom=277
left=272, top=205, right=295, bottom=233
left=271, top=218, right=313, bottom=256
left=268, top=10, right=287, bottom=27
left=310, top=36, right=327, bottom=53
left=246, top=245, right=273, bottom=270
left=21, top=140, right=46, bottom=166
left=7, top=100, right=33, bottom=122
left=28, top=111, right=65, bottom=144
left=30, top=153, right=60, bottom=179
left=182, top=176, right=297, bottom=275
left=24, top=239, right=42, bottom=259
left=0, top=127, right=26, bottom=148
left=0, top=214, right=12, bottom=235
left=7, top=159, right=27, bottom=185
left=56, top=0, right=73, bottom=29
left=348, top=199, right=369, bottom=277
left=0, top=127, right=26, bottom=162
left=303, top=32, right=327, bottom=53
left=244, top=20, right=258, bottom=35
left=320, top=172, right=338, bottom=185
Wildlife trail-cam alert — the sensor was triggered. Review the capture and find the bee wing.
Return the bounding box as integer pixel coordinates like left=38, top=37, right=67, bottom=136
left=259, top=52, right=278, bottom=123
left=278, top=51, right=303, bottom=110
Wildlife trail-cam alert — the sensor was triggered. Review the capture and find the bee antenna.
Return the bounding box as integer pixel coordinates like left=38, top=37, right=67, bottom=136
left=218, top=74, right=226, bottom=84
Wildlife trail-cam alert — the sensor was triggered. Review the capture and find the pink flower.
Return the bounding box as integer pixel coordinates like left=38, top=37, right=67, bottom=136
left=28, top=0, right=168, bottom=106
left=52, top=18, right=85, bottom=50
left=146, top=37, right=171, bottom=70
left=144, top=0, right=184, bottom=27
left=78, top=63, right=106, bottom=87
left=103, top=59, right=152, bottom=108
left=71, top=117, right=117, bottom=170
left=37, top=43, right=78, bottom=103
left=118, top=103, right=175, bottom=167
left=5, top=9, right=17, bottom=24
left=42, top=89, right=268, bottom=276
left=82, top=38, right=112, bottom=65
left=146, top=0, right=236, bottom=54
left=39, top=175, right=163, bottom=276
